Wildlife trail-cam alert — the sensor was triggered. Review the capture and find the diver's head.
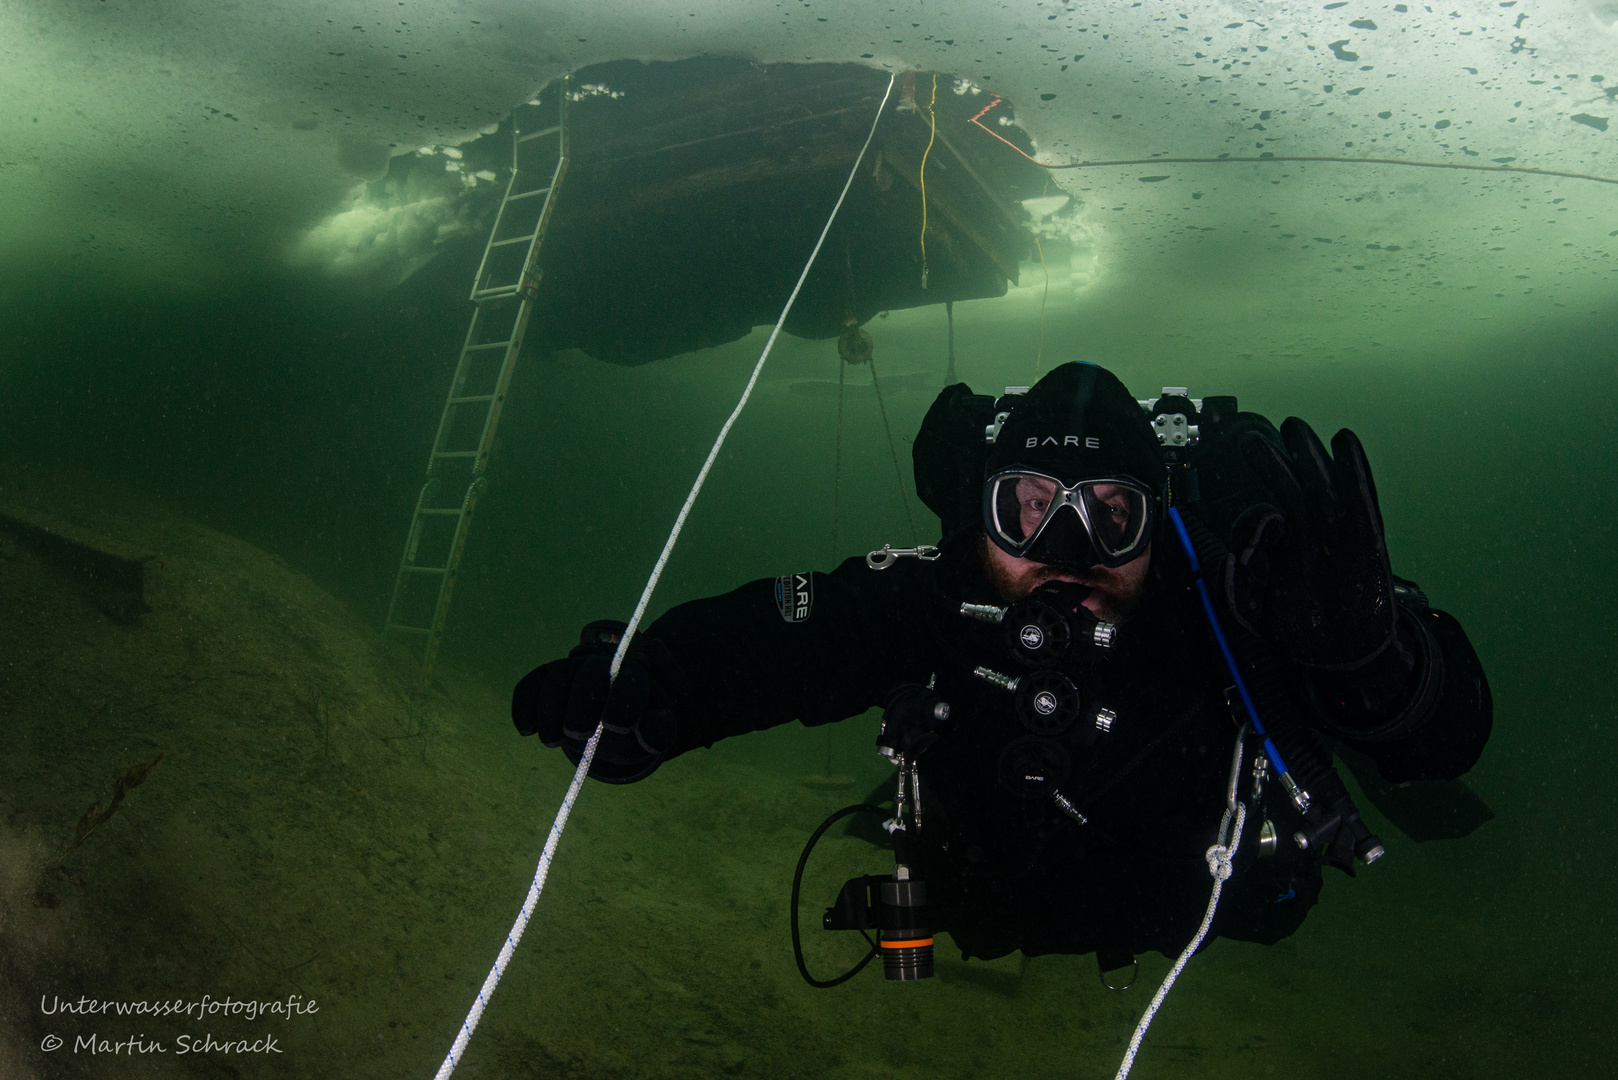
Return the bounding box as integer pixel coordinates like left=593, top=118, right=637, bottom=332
left=979, top=362, right=1162, bottom=617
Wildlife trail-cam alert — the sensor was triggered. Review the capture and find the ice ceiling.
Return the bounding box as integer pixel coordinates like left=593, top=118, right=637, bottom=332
left=3, top=0, right=1616, bottom=359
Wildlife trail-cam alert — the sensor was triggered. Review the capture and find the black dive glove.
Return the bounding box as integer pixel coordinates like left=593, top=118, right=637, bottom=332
left=1224, top=418, right=1397, bottom=671
left=511, top=620, right=689, bottom=784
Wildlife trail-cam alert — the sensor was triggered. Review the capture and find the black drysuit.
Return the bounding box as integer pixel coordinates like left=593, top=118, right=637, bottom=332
left=636, top=526, right=1491, bottom=963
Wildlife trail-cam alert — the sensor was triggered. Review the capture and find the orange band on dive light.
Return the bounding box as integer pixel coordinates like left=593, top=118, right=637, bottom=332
left=879, top=938, right=935, bottom=949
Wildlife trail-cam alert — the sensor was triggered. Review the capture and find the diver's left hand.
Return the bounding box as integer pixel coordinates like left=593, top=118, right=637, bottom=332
left=1224, top=418, right=1396, bottom=670
left=511, top=620, right=687, bottom=784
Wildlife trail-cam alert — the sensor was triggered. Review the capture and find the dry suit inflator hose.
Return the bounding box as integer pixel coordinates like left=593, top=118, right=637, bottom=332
left=1109, top=505, right=1385, bottom=1079
left=1105, top=505, right=1285, bottom=1080
left=1170, top=505, right=1386, bottom=867
left=1168, top=506, right=1296, bottom=790
left=429, top=74, right=898, bottom=1080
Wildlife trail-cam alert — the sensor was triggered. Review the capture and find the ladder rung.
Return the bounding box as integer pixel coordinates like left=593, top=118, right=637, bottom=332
left=506, top=186, right=552, bottom=202
left=387, top=106, right=561, bottom=676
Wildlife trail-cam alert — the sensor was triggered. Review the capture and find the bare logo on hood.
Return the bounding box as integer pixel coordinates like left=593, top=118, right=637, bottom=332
left=1026, top=435, right=1101, bottom=449
left=775, top=573, right=813, bottom=623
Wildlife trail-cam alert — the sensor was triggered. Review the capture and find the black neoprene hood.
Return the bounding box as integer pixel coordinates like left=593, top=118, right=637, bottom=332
left=986, top=362, right=1164, bottom=488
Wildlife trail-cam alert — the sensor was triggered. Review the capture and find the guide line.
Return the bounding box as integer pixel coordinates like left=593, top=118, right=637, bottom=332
left=965, top=93, right=1618, bottom=185
left=430, top=72, right=899, bottom=1080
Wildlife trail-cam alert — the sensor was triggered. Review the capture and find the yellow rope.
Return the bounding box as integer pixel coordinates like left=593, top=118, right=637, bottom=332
left=919, top=73, right=937, bottom=289
left=1033, top=234, right=1049, bottom=379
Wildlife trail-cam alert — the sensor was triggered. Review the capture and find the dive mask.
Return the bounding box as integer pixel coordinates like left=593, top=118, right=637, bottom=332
left=984, top=470, right=1155, bottom=568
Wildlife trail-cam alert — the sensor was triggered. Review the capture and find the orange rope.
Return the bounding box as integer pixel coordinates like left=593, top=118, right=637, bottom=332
left=968, top=96, right=1003, bottom=124
left=968, top=95, right=1033, bottom=159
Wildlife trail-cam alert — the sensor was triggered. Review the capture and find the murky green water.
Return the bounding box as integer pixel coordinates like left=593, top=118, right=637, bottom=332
left=3, top=9, right=1617, bottom=1078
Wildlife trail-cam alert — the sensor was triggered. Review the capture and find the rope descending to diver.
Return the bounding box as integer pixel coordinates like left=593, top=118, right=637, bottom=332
left=831, top=351, right=847, bottom=563
left=867, top=349, right=919, bottom=545
left=1112, top=727, right=1250, bottom=1080
left=431, top=72, right=900, bottom=1080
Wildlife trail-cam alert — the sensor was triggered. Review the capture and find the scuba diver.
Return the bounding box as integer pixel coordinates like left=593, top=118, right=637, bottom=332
left=510, top=361, right=1491, bottom=974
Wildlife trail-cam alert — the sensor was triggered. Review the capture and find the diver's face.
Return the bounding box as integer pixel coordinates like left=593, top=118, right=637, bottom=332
left=980, top=532, right=1151, bottom=624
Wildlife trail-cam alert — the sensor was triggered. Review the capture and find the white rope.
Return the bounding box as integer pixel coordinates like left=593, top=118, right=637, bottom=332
left=432, top=72, right=897, bottom=1080
left=1113, top=734, right=1250, bottom=1080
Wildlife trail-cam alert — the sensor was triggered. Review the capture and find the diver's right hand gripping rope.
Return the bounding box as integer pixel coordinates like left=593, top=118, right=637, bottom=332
left=1113, top=725, right=1250, bottom=1080
left=431, top=72, right=898, bottom=1080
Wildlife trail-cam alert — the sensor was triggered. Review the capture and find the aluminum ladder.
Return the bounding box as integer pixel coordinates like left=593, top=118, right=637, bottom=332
left=384, top=87, right=569, bottom=686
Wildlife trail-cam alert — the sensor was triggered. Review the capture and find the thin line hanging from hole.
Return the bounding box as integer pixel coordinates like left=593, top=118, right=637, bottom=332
left=867, top=343, right=919, bottom=546
left=835, top=319, right=916, bottom=546
left=835, top=232, right=915, bottom=550
left=1033, top=234, right=1049, bottom=381
left=831, top=338, right=847, bottom=564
